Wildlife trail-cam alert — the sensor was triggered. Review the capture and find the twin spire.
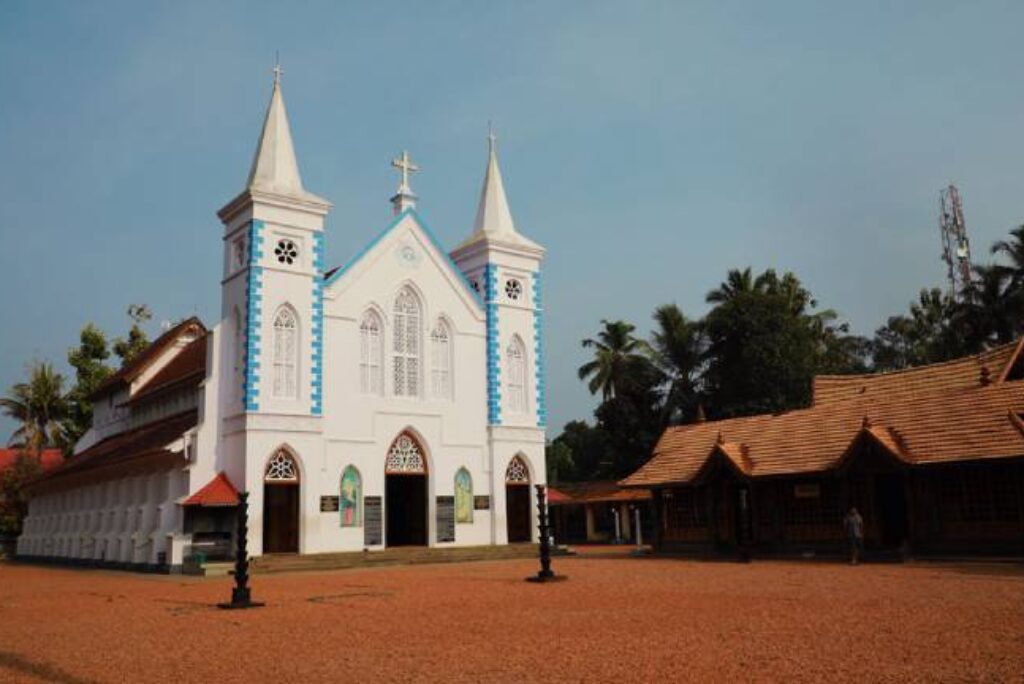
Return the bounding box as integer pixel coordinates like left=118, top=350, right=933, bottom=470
left=245, top=64, right=536, bottom=248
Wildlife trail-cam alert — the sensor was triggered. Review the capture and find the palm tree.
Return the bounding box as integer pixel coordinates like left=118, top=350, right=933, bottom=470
left=0, top=362, right=70, bottom=456
left=650, top=304, right=703, bottom=423
left=959, top=264, right=1017, bottom=345
left=991, top=225, right=1024, bottom=289
left=705, top=268, right=756, bottom=304
left=578, top=320, right=652, bottom=400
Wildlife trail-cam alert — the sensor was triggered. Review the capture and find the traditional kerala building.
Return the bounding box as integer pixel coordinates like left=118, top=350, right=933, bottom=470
left=17, top=68, right=547, bottom=571
left=548, top=481, right=651, bottom=544
left=621, top=341, right=1024, bottom=558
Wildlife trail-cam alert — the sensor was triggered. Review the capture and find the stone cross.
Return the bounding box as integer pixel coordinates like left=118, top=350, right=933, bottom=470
left=391, top=150, right=419, bottom=194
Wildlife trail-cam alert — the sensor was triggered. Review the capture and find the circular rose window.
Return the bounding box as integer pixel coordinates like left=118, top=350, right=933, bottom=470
left=275, top=239, right=298, bottom=265
left=504, top=278, right=522, bottom=301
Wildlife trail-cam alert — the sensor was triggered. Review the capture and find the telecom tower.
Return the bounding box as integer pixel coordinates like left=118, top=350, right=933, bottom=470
left=939, top=184, right=973, bottom=299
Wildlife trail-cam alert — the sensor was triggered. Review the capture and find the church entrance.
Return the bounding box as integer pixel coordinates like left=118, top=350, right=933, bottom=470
left=263, top=450, right=300, bottom=554
left=505, top=456, right=532, bottom=543
left=385, top=433, right=429, bottom=547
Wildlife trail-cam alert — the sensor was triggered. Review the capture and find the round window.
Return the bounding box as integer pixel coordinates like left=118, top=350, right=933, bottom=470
left=275, top=239, right=299, bottom=265
left=504, top=278, right=522, bottom=301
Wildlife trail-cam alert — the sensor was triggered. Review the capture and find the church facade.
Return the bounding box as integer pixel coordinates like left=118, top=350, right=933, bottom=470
left=17, top=72, right=547, bottom=569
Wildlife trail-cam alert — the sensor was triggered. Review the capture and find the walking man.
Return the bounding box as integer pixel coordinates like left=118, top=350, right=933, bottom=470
left=844, top=506, right=864, bottom=565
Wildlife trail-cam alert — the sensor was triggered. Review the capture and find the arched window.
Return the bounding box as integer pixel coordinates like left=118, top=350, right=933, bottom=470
left=385, top=433, right=427, bottom=474
left=506, top=336, right=527, bottom=414
left=430, top=319, right=452, bottom=400
left=455, top=468, right=473, bottom=523
left=272, top=306, right=298, bottom=398
left=340, top=466, right=362, bottom=527
left=506, top=455, right=530, bottom=484
left=265, top=450, right=299, bottom=482
left=392, top=287, right=421, bottom=397
left=359, top=310, right=383, bottom=395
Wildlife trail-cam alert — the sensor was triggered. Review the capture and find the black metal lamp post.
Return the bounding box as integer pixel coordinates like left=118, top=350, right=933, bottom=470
left=218, top=491, right=264, bottom=609
left=526, top=484, right=567, bottom=583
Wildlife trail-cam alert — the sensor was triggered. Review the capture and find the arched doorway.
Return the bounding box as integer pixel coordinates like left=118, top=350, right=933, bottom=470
left=263, top=449, right=300, bottom=553
left=505, top=456, right=532, bottom=543
left=385, top=433, right=428, bottom=546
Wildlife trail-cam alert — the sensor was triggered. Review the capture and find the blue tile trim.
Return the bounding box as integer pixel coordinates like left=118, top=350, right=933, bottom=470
left=310, top=232, right=325, bottom=415
left=485, top=263, right=501, bottom=425
left=322, top=208, right=483, bottom=310
left=532, top=271, right=546, bottom=428
left=243, top=220, right=265, bottom=412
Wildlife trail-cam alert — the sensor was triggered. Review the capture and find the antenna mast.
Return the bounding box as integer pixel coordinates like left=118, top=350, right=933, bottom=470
left=939, top=184, right=973, bottom=299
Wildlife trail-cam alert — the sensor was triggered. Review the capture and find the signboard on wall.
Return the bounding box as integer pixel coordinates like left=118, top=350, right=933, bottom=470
left=436, top=496, right=455, bottom=543
left=320, top=496, right=339, bottom=513
left=364, top=496, right=382, bottom=546
left=474, top=496, right=491, bottom=510
left=794, top=483, right=821, bottom=499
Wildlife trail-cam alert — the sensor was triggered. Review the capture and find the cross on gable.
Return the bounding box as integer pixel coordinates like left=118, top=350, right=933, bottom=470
left=391, top=150, right=419, bottom=193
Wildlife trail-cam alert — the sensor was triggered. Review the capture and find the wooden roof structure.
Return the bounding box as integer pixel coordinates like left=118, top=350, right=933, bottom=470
left=621, top=340, right=1024, bottom=488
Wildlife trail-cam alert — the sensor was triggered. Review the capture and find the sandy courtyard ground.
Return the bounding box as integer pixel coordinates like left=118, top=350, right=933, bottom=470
left=0, top=556, right=1022, bottom=683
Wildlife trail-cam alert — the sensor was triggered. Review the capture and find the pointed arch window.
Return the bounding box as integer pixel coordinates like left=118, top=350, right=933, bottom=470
left=266, top=450, right=299, bottom=482
left=431, top=318, right=452, bottom=400
left=340, top=466, right=362, bottom=527
left=360, top=310, right=384, bottom=395
left=272, top=306, right=299, bottom=398
left=233, top=307, right=244, bottom=401
left=392, top=287, right=422, bottom=397
left=506, top=335, right=527, bottom=415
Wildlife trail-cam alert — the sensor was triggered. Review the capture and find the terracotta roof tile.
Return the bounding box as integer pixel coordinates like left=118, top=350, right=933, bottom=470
left=623, top=342, right=1024, bottom=488
left=129, top=334, right=207, bottom=403
left=548, top=481, right=651, bottom=504
left=184, top=472, right=240, bottom=507
left=91, top=317, right=206, bottom=399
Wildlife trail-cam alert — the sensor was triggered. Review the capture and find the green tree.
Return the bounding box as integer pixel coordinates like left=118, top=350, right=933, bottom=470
left=0, top=452, right=43, bottom=538
left=545, top=440, right=575, bottom=483
left=113, top=304, right=152, bottom=366
left=871, top=288, right=970, bottom=370
left=702, top=269, right=820, bottom=417
left=577, top=320, right=655, bottom=400
left=65, top=323, right=113, bottom=448
left=649, top=303, right=703, bottom=424
left=0, top=362, right=70, bottom=454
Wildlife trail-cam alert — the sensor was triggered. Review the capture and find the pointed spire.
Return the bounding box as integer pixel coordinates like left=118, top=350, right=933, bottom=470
left=246, top=60, right=306, bottom=197
left=473, top=126, right=518, bottom=237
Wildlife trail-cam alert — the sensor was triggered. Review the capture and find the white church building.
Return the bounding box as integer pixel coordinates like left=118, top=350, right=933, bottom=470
left=17, top=71, right=547, bottom=570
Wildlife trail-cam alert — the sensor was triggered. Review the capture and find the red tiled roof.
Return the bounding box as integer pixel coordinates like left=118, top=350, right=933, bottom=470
left=0, top=448, right=63, bottom=473
left=623, top=343, right=1024, bottom=488
left=184, top=472, right=240, bottom=507
left=548, top=481, right=652, bottom=505
left=91, top=317, right=206, bottom=399
left=129, top=334, right=207, bottom=403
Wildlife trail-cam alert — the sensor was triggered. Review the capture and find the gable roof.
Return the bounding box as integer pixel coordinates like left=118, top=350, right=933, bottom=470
left=91, top=317, right=206, bottom=400
left=128, top=333, right=207, bottom=404
left=184, top=472, right=240, bottom=507
left=548, top=480, right=651, bottom=504
left=623, top=343, right=1024, bottom=488
left=323, top=208, right=483, bottom=310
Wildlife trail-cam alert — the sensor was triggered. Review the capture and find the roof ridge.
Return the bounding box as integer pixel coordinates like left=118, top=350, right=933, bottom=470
left=816, top=338, right=1021, bottom=383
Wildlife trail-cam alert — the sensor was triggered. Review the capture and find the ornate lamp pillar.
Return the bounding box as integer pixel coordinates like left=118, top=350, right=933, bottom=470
left=526, top=484, right=567, bottom=583
left=218, top=491, right=264, bottom=609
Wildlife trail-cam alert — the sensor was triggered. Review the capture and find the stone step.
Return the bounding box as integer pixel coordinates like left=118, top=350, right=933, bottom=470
left=249, top=543, right=538, bottom=574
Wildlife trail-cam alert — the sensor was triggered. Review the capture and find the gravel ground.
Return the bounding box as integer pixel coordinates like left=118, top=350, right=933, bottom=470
left=0, top=558, right=1022, bottom=683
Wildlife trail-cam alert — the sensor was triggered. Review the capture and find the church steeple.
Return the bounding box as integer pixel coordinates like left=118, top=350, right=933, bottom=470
left=457, top=129, right=540, bottom=251
left=245, top=63, right=307, bottom=198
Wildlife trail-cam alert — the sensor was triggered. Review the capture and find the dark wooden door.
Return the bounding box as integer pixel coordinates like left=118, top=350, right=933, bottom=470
left=263, top=484, right=299, bottom=553
left=386, top=475, right=428, bottom=546
left=506, top=485, right=532, bottom=542
left=875, top=474, right=908, bottom=546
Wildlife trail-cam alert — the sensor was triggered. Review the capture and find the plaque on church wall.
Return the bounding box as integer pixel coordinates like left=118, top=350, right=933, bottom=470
left=436, top=496, right=455, bottom=543
left=320, top=496, right=340, bottom=513
left=364, top=496, right=382, bottom=546
left=474, top=496, right=490, bottom=510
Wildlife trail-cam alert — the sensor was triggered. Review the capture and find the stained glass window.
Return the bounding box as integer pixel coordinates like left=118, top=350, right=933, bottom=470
left=340, top=466, right=362, bottom=527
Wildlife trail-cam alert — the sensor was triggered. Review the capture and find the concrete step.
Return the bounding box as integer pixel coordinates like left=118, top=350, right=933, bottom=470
left=250, top=543, right=538, bottom=575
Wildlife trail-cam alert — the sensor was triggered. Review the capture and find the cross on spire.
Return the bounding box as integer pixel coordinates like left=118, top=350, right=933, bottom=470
left=390, top=150, right=419, bottom=214
left=272, top=53, right=283, bottom=86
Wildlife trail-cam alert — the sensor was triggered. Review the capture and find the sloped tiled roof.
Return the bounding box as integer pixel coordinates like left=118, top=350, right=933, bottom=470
left=813, top=339, right=1023, bottom=406
left=548, top=481, right=651, bottom=505
left=29, top=410, right=196, bottom=490
left=622, top=343, right=1024, bottom=488
left=129, top=334, right=207, bottom=403
left=0, top=448, right=63, bottom=473
left=91, top=317, right=206, bottom=399
left=184, top=472, right=240, bottom=507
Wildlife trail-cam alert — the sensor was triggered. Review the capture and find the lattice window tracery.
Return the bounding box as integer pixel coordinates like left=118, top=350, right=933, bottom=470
left=266, top=451, right=299, bottom=482
left=506, top=456, right=530, bottom=484
left=360, top=310, right=383, bottom=395
left=506, top=336, right=527, bottom=414
left=386, top=434, right=426, bottom=474
left=273, top=306, right=298, bottom=398
left=431, top=319, right=452, bottom=400
left=392, top=287, right=421, bottom=397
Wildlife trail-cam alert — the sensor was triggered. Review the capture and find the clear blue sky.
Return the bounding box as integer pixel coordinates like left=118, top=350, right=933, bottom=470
left=2, top=1, right=1023, bottom=440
